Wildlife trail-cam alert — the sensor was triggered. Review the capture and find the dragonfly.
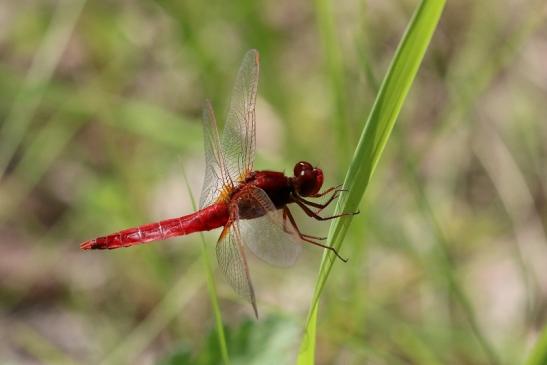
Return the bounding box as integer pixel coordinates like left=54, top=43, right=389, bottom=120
left=81, top=49, right=356, bottom=317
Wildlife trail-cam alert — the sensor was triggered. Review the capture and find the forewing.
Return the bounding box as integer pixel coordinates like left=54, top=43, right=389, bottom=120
left=216, top=222, right=258, bottom=317
left=221, top=49, right=259, bottom=183
left=199, top=100, right=233, bottom=209
left=236, top=187, right=302, bottom=267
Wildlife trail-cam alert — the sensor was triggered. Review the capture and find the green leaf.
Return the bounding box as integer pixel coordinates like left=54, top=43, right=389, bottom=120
left=297, top=0, right=446, bottom=363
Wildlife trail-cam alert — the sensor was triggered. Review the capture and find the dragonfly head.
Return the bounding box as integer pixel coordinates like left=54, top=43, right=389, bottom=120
left=293, top=161, right=324, bottom=197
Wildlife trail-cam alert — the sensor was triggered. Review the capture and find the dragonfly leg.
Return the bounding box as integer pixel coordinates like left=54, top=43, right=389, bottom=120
left=283, top=207, right=347, bottom=262
left=309, top=184, right=343, bottom=198
left=282, top=207, right=326, bottom=240
left=294, top=197, right=359, bottom=221
left=297, top=188, right=345, bottom=213
left=311, top=184, right=349, bottom=198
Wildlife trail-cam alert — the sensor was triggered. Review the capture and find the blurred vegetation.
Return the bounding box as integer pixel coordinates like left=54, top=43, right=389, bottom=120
left=1, top=0, right=546, bottom=364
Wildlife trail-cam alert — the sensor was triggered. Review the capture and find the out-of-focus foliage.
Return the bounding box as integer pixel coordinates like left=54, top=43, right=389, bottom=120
left=161, top=316, right=299, bottom=365
left=0, top=0, right=546, bottom=364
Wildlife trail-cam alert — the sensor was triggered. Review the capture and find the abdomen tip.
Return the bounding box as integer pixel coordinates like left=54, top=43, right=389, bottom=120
left=80, top=240, right=96, bottom=250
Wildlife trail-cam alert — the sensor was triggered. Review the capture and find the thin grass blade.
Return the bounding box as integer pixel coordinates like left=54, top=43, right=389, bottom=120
left=525, top=326, right=547, bottom=365
left=297, top=1, right=446, bottom=363
left=182, top=169, right=231, bottom=365
left=0, top=0, right=86, bottom=178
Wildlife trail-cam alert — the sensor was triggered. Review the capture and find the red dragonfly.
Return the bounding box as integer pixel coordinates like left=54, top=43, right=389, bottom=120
left=81, top=49, right=354, bottom=317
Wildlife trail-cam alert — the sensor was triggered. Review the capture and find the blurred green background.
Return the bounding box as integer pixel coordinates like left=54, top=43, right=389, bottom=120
left=1, top=0, right=546, bottom=364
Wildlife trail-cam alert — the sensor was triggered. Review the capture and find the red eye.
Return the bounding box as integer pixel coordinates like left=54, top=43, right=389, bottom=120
left=294, top=161, right=312, bottom=176
left=293, top=162, right=324, bottom=196
left=314, top=169, right=324, bottom=192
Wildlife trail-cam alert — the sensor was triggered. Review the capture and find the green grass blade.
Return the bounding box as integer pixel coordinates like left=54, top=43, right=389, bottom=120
left=525, top=326, right=547, bottom=365
left=181, top=170, right=231, bottom=365
left=297, top=1, right=446, bottom=363
left=0, top=0, right=86, bottom=178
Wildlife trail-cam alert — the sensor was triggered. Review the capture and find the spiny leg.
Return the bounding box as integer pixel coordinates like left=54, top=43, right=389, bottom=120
left=294, top=196, right=359, bottom=221
left=295, top=188, right=345, bottom=213
left=283, top=207, right=347, bottom=262
left=282, top=207, right=326, bottom=241
left=310, top=184, right=350, bottom=199
left=309, top=184, right=342, bottom=198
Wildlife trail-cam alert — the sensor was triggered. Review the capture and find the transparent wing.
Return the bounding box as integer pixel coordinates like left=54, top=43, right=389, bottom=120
left=199, top=100, right=233, bottom=209
left=221, top=49, right=259, bottom=183
left=236, top=186, right=302, bottom=267
left=217, top=222, right=258, bottom=317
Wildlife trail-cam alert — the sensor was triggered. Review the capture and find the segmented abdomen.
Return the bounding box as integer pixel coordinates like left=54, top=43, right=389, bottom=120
left=80, top=203, right=230, bottom=250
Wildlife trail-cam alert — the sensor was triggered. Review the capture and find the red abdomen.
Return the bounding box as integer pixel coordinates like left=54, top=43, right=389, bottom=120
left=81, top=203, right=230, bottom=250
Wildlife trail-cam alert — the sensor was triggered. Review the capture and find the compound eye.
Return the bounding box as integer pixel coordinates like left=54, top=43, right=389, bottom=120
left=294, top=161, right=312, bottom=176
